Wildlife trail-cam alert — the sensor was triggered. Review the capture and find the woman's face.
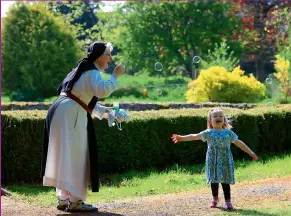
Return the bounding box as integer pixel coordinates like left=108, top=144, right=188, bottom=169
left=95, top=51, right=112, bottom=70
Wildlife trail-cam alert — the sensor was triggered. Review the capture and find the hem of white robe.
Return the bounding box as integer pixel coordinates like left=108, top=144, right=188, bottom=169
left=43, top=176, right=87, bottom=201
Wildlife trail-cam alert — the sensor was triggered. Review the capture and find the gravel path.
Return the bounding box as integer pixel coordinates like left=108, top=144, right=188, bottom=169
left=2, top=177, right=291, bottom=216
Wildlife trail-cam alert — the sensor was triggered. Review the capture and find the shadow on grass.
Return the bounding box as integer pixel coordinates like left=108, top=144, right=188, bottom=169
left=5, top=184, right=54, bottom=196
left=96, top=152, right=290, bottom=187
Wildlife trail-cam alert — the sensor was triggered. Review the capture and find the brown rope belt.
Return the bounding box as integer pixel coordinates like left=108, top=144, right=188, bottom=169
left=62, top=91, right=93, bottom=114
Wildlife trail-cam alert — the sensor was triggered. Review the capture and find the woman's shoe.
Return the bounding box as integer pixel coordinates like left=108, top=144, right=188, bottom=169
left=56, top=198, right=69, bottom=210
left=65, top=200, right=98, bottom=212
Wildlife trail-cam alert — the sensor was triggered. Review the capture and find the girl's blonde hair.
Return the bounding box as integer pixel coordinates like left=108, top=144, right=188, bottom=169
left=207, top=108, right=232, bottom=129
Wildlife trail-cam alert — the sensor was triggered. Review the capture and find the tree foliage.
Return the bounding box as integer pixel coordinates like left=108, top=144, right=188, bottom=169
left=2, top=2, right=82, bottom=101
left=45, top=1, right=101, bottom=47
left=98, top=1, right=244, bottom=77
left=230, top=0, right=291, bottom=81
left=200, top=40, right=240, bottom=71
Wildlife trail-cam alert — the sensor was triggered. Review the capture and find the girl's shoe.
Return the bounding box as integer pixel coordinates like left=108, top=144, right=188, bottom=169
left=210, top=197, right=219, bottom=208
left=56, top=198, right=69, bottom=210
left=224, top=201, right=233, bottom=210
left=65, top=200, right=98, bottom=212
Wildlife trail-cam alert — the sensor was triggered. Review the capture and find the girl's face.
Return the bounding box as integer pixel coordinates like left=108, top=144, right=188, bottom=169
left=210, top=111, right=225, bottom=129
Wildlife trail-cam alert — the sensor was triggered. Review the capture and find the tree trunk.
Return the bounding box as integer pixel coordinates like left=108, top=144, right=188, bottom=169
left=185, top=61, right=193, bottom=79
left=255, top=55, right=265, bottom=82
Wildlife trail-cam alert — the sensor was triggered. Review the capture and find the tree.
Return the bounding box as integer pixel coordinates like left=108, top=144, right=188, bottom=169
left=230, top=0, right=291, bottom=81
left=2, top=2, right=82, bottom=101
left=45, top=1, right=101, bottom=47
left=200, top=40, right=240, bottom=71
left=98, top=1, right=244, bottom=78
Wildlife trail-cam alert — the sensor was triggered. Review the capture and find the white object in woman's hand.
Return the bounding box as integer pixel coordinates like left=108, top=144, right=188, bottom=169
left=113, top=64, right=125, bottom=78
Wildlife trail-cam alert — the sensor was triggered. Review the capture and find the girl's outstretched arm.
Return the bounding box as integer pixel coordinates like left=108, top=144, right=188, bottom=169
left=233, top=139, right=259, bottom=160
left=171, top=133, right=202, bottom=143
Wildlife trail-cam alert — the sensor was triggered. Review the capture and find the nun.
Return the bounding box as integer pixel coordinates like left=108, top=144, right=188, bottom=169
left=41, top=41, right=124, bottom=212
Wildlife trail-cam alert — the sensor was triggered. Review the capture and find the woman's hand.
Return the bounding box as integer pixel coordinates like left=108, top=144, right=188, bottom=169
left=105, top=107, right=112, bottom=114
left=171, top=134, right=181, bottom=143
left=113, top=64, right=125, bottom=78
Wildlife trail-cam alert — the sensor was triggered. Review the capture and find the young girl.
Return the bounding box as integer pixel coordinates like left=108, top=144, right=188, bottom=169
left=171, top=108, right=259, bottom=210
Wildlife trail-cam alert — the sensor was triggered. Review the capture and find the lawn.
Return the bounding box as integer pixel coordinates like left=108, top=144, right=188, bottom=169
left=5, top=153, right=291, bottom=207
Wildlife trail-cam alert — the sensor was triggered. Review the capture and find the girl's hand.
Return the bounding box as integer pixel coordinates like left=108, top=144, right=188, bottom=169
left=250, top=153, right=259, bottom=161
left=171, top=134, right=181, bottom=143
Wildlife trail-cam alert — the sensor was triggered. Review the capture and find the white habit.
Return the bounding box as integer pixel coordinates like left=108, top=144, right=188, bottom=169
left=43, top=69, right=119, bottom=201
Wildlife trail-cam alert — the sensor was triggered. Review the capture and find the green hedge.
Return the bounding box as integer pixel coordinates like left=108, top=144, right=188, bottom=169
left=2, top=105, right=291, bottom=184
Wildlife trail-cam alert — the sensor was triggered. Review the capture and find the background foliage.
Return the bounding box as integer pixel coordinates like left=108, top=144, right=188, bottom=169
left=2, top=3, right=82, bottom=101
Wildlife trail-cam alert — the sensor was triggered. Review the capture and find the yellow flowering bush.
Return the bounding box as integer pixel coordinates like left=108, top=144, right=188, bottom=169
left=274, top=55, right=291, bottom=102
left=185, top=66, right=265, bottom=103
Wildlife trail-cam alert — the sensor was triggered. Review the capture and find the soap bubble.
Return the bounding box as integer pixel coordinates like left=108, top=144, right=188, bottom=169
left=265, top=78, right=272, bottom=85
left=155, top=62, right=163, bottom=71
left=157, top=88, right=163, bottom=96
left=266, top=102, right=273, bottom=106
left=193, top=56, right=201, bottom=63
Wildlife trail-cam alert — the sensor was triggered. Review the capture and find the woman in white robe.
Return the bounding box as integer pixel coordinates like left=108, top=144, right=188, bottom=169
left=42, top=41, right=125, bottom=212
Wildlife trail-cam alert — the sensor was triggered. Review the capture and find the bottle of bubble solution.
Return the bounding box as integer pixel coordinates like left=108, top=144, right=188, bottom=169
left=113, top=102, right=119, bottom=111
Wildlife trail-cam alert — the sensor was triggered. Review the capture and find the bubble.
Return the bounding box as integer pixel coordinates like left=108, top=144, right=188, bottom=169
left=193, top=56, right=201, bottom=63
left=157, top=88, right=163, bottom=96
left=265, top=78, right=272, bottom=85
left=266, top=102, right=273, bottom=106
left=155, top=62, right=163, bottom=71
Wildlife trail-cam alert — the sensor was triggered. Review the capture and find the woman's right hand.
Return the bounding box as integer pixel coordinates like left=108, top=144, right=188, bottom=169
left=113, top=64, right=125, bottom=78
left=171, top=134, right=181, bottom=143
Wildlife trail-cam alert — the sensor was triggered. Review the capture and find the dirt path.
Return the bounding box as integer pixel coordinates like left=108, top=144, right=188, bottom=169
left=2, top=177, right=291, bottom=216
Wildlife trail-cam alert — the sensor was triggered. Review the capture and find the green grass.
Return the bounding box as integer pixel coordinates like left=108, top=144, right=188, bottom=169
left=1, top=95, right=11, bottom=102
left=102, top=73, right=191, bottom=102
left=4, top=153, right=291, bottom=207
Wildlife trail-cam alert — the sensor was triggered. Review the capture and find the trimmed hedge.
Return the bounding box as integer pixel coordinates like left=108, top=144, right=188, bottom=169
left=2, top=105, right=291, bottom=184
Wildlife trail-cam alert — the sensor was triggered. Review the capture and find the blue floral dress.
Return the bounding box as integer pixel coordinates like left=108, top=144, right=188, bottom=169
left=199, top=129, right=238, bottom=184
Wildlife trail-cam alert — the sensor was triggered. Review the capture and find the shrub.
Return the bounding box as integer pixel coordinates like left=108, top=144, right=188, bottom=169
left=185, top=66, right=265, bottom=103
left=274, top=55, right=291, bottom=103
left=110, top=86, right=145, bottom=98
left=2, top=106, right=291, bottom=184
left=2, top=2, right=82, bottom=101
